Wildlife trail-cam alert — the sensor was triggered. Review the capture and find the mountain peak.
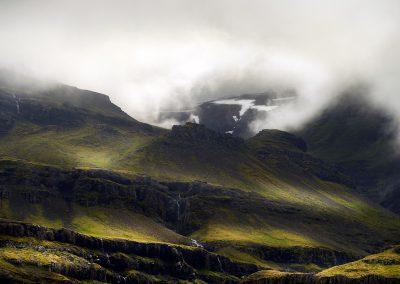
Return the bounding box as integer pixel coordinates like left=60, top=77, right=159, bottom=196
left=252, top=129, right=308, bottom=152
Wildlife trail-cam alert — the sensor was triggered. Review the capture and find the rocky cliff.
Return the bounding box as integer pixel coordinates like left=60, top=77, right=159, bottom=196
left=0, top=219, right=259, bottom=283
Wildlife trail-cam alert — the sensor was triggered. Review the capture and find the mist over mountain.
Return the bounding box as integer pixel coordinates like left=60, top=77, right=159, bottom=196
left=1, top=0, right=400, bottom=133
left=1, top=1, right=400, bottom=283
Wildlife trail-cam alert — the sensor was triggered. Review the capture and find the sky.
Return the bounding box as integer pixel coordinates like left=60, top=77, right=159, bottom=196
left=0, top=0, right=399, bottom=130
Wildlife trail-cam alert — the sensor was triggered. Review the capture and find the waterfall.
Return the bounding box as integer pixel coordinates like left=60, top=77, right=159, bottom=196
left=117, top=275, right=127, bottom=284
left=12, top=94, right=20, bottom=114
left=217, top=256, right=224, bottom=272
left=175, top=194, right=181, bottom=221
left=190, top=238, right=204, bottom=248
left=100, top=238, right=104, bottom=251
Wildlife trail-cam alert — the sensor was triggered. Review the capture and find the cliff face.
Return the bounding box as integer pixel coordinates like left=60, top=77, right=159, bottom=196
left=236, top=245, right=352, bottom=267
left=0, top=221, right=398, bottom=283
left=0, top=160, right=398, bottom=265
left=0, top=219, right=258, bottom=283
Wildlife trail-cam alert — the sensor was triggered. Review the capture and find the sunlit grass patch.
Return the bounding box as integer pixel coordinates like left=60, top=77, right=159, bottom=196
left=318, top=247, right=400, bottom=279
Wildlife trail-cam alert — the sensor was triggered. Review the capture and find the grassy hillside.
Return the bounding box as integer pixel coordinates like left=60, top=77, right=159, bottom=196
left=317, top=246, right=400, bottom=279
left=0, top=121, right=157, bottom=169
left=0, top=220, right=259, bottom=283
left=0, top=76, right=164, bottom=170
left=298, top=92, right=397, bottom=164
left=243, top=246, right=400, bottom=283
left=298, top=92, right=400, bottom=213
left=0, top=77, right=400, bottom=277
left=132, top=125, right=400, bottom=257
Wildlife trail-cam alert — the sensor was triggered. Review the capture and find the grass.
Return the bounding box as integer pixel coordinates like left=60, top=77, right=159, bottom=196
left=0, top=199, right=187, bottom=244
left=245, top=246, right=400, bottom=282
left=0, top=121, right=155, bottom=170
left=191, top=217, right=320, bottom=248
left=216, top=247, right=275, bottom=269
left=70, top=207, right=186, bottom=244
left=244, top=269, right=300, bottom=280
left=0, top=245, right=87, bottom=283
left=317, top=246, right=400, bottom=279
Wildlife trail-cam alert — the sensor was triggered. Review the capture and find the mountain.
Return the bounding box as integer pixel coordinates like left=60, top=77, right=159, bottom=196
left=0, top=71, right=163, bottom=169
left=158, top=90, right=296, bottom=138
left=298, top=91, right=400, bottom=214
left=0, top=73, right=399, bottom=283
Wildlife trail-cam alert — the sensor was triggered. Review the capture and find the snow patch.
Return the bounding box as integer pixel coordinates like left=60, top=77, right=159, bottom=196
left=213, top=99, right=254, bottom=116
left=272, top=96, right=296, bottom=102
left=190, top=114, right=200, bottom=124
left=252, top=105, right=278, bottom=112
left=213, top=98, right=279, bottom=117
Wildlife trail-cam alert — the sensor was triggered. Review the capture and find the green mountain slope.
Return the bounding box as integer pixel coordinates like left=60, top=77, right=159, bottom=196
left=298, top=92, right=400, bottom=214
left=244, top=245, right=400, bottom=283
left=0, top=74, right=399, bottom=281
left=0, top=73, right=164, bottom=169
left=130, top=124, right=400, bottom=258
left=0, top=220, right=259, bottom=283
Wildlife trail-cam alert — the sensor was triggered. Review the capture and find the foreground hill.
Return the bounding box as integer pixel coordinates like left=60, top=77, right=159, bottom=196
left=0, top=220, right=258, bottom=283
left=245, top=245, right=400, bottom=283
left=1, top=220, right=398, bottom=283
left=0, top=73, right=399, bottom=282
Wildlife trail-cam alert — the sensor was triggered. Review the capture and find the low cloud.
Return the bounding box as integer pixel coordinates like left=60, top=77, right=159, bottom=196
left=0, top=0, right=399, bottom=130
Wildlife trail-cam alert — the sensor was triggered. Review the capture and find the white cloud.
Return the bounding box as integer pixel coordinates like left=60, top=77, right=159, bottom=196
left=0, top=0, right=399, bottom=129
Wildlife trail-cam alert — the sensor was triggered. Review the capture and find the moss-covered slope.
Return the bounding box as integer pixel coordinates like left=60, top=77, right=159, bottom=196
left=298, top=92, right=400, bottom=214
left=0, top=220, right=259, bottom=283
left=244, top=246, right=400, bottom=283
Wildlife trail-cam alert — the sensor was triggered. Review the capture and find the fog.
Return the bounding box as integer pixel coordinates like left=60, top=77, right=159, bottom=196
left=0, top=0, right=399, bottom=130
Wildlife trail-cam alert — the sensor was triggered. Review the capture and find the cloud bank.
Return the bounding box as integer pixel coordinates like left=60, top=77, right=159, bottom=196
left=0, top=0, right=399, bottom=130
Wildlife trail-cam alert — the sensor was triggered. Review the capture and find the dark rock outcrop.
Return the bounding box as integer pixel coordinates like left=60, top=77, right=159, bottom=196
left=251, top=129, right=308, bottom=152
left=244, top=245, right=352, bottom=267
left=167, top=122, right=245, bottom=150
left=248, top=130, right=353, bottom=188
left=205, top=242, right=355, bottom=269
